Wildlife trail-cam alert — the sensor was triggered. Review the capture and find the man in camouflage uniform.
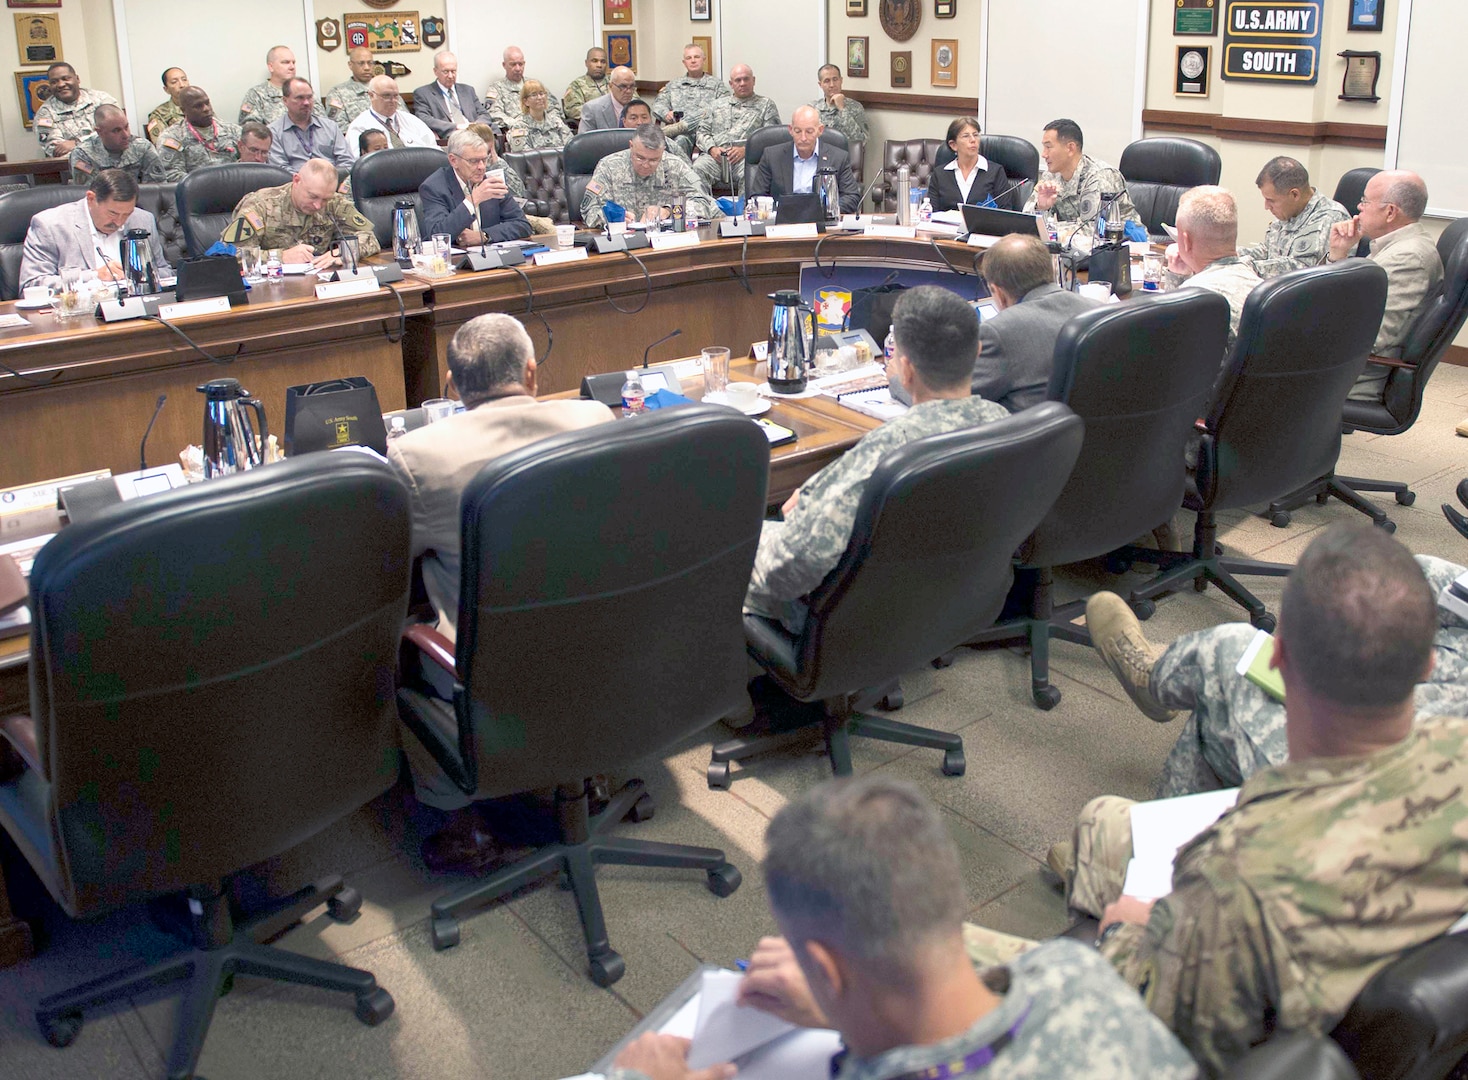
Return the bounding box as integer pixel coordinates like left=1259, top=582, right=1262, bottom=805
left=1240, top=156, right=1350, bottom=277
left=621, top=100, right=689, bottom=162
left=225, top=159, right=379, bottom=269
left=746, top=287, right=1009, bottom=635
left=239, top=46, right=315, bottom=127
left=70, top=105, right=166, bottom=185
left=485, top=46, right=559, bottom=131
left=34, top=62, right=118, bottom=158
left=159, top=88, right=241, bottom=182
left=324, top=47, right=376, bottom=127
left=1162, top=186, right=1262, bottom=353
left=580, top=125, right=714, bottom=229
left=1047, top=524, right=1468, bottom=1076
left=608, top=777, right=1197, bottom=1080
left=1024, top=117, right=1141, bottom=229
left=145, top=67, right=189, bottom=146
left=691, top=65, right=779, bottom=196
left=561, top=47, right=609, bottom=127
left=654, top=44, right=729, bottom=154
left=810, top=64, right=868, bottom=144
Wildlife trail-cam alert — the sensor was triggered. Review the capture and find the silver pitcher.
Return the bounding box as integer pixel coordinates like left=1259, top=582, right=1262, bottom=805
left=392, top=198, right=420, bottom=261
left=121, top=228, right=157, bottom=297
left=767, top=290, right=814, bottom=395
left=816, top=168, right=841, bottom=223
left=198, top=378, right=267, bottom=477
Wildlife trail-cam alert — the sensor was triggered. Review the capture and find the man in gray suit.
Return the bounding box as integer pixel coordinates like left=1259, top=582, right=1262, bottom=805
left=412, top=50, right=492, bottom=140
left=20, top=169, right=171, bottom=291
left=577, top=66, right=638, bottom=134
left=749, top=104, right=860, bottom=213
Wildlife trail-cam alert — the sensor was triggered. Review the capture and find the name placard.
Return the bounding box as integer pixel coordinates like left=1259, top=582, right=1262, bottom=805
left=533, top=247, right=590, bottom=267
left=648, top=231, right=701, bottom=250
left=158, top=296, right=231, bottom=320
left=314, top=278, right=380, bottom=299
left=865, top=224, right=917, bottom=239
left=765, top=223, right=819, bottom=239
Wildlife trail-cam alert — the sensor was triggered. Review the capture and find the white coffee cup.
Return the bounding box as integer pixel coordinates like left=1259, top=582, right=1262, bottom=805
left=1079, top=281, right=1113, bottom=302
left=487, top=167, right=505, bottom=184
left=555, top=223, right=576, bottom=250
left=21, top=285, right=48, bottom=303
left=724, top=382, right=759, bottom=411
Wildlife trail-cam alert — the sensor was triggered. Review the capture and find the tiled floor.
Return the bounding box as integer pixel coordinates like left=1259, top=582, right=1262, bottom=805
left=4, top=365, right=1467, bottom=1079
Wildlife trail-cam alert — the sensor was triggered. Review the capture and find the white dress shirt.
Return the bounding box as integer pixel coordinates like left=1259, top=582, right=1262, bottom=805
left=945, top=155, right=990, bottom=204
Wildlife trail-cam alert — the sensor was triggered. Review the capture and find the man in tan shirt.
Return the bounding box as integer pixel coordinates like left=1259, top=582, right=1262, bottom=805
left=387, top=313, right=612, bottom=871
left=1328, top=169, right=1443, bottom=402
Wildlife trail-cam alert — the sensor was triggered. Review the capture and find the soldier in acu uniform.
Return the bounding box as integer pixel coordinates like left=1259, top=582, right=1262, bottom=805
left=34, top=62, right=118, bottom=158
left=324, top=47, right=376, bottom=127
left=1239, top=156, right=1350, bottom=277
left=225, top=159, right=380, bottom=268
left=810, top=64, right=868, bottom=144
left=653, top=44, right=729, bottom=154
left=561, top=47, right=610, bottom=127
left=70, top=106, right=166, bottom=184
left=580, top=125, right=714, bottom=229
left=159, top=89, right=242, bottom=182
left=485, top=46, right=560, bottom=131
left=691, top=65, right=779, bottom=196
left=146, top=67, right=189, bottom=146
left=1023, top=117, right=1141, bottom=229
left=239, top=45, right=317, bottom=126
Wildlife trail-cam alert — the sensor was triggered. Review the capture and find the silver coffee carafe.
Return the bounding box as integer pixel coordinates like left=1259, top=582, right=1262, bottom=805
left=198, top=378, right=267, bottom=477
left=767, top=290, right=814, bottom=395
left=122, top=228, right=157, bottom=297
left=392, top=198, right=420, bottom=261
left=816, top=168, right=841, bottom=223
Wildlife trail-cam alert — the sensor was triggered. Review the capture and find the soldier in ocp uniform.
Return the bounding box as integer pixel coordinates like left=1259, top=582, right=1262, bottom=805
left=653, top=44, right=730, bottom=153
left=159, top=88, right=242, bottom=183
left=225, top=158, right=380, bottom=269
left=146, top=67, right=189, bottom=146
left=579, top=125, right=714, bottom=229
left=324, top=46, right=376, bottom=127
left=34, top=62, right=118, bottom=158
left=70, top=105, right=166, bottom=185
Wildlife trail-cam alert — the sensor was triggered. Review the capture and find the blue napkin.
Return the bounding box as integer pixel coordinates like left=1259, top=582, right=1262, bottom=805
left=643, top=389, right=695, bottom=410
left=716, top=196, right=744, bottom=217
left=205, top=241, right=237, bottom=257
left=1124, top=220, right=1149, bottom=242
left=978, top=194, right=999, bottom=209
left=602, top=201, right=626, bottom=223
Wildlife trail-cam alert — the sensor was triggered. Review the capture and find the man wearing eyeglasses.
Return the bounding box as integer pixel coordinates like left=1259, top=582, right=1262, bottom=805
left=345, top=75, right=438, bottom=157
left=580, top=123, right=714, bottom=228
left=1327, top=170, right=1442, bottom=402
left=419, top=128, right=529, bottom=247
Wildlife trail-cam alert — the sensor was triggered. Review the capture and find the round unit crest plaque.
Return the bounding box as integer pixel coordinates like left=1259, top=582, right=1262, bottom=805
left=879, top=0, right=921, bottom=42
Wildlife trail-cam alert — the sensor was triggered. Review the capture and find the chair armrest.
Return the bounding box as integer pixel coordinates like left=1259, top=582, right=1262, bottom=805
left=403, top=623, right=456, bottom=676
left=0, top=715, right=40, bottom=781
left=1365, top=354, right=1415, bottom=369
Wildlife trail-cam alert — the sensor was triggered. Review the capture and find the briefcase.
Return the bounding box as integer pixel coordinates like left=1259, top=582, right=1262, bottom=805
left=284, top=377, right=389, bottom=457
left=848, top=275, right=908, bottom=348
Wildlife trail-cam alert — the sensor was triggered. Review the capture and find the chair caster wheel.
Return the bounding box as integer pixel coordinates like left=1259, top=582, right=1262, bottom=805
left=328, top=886, right=362, bottom=921
left=355, top=987, right=394, bottom=1026
left=1270, top=511, right=1291, bottom=528
left=931, top=652, right=955, bottom=669
left=627, top=792, right=655, bottom=823
left=879, top=688, right=904, bottom=711
left=1104, top=554, right=1133, bottom=575
left=707, top=863, right=742, bottom=898
left=1131, top=598, right=1156, bottom=621
left=40, top=1010, right=83, bottom=1048
left=1251, top=612, right=1277, bottom=633
left=589, top=950, right=626, bottom=988
left=706, top=761, right=731, bottom=790
left=1396, top=490, right=1415, bottom=506
left=1378, top=518, right=1397, bottom=533
left=1316, top=492, right=1331, bottom=504
left=431, top=916, right=460, bottom=951
left=942, top=749, right=966, bottom=776
left=1193, top=576, right=1209, bottom=592
left=1032, top=685, right=1061, bottom=710
left=218, top=972, right=234, bottom=997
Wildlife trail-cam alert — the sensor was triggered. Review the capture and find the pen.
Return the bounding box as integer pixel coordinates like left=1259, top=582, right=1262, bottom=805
left=735, top=959, right=749, bottom=972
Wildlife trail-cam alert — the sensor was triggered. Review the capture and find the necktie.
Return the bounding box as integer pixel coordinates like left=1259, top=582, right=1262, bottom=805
left=384, top=114, right=403, bottom=148
left=444, top=87, right=467, bottom=126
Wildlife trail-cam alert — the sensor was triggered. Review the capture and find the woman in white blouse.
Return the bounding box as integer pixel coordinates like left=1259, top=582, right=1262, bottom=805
left=929, top=117, right=1015, bottom=212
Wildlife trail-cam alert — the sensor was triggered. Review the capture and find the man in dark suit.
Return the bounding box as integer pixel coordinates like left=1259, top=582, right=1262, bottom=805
left=749, top=105, right=860, bottom=214
left=412, top=50, right=492, bottom=140
left=418, top=128, right=530, bottom=246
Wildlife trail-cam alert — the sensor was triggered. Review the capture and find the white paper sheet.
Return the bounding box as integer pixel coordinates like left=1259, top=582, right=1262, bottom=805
left=687, top=970, right=798, bottom=1069
left=1122, top=787, right=1239, bottom=900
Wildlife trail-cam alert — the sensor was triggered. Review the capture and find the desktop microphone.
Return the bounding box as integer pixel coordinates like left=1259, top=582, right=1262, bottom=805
left=140, top=393, right=166, bottom=470
left=965, top=176, right=1028, bottom=211
left=854, top=169, right=887, bottom=215
left=642, top=328, right=683, bottom=370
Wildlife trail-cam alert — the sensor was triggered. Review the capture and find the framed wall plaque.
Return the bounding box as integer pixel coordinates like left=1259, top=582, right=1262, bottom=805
left=7, top=1, right=62, bottom=7
left=1175, top=45, right=1211, bottom=96
left=344, top=11, right=422, bottom=52
left=880, top=0, right=921, bottom=42
left=690, top=0, right=711, bottom=22
left=1347, top=0, right=1384, bottom=32
left=1338, top=50, right=1381, bottom=100
left=14, top=12, right=60, bottom=64
left=890, top=50, right=911, bottom=88
left=847, top=0, right=867, bottom=15
left=603, top=0, right=632, bottom=25
left=1175, top=0, right=1217, bottom=35
left=15, top=69, right=47, bottom=128
left=847, top=36, right=869, bottom=78
left=935, top=0, right=955, bottom=17
left=603, top=30, right=636, bottom=72
left=931, top=39, right=957, bottom=87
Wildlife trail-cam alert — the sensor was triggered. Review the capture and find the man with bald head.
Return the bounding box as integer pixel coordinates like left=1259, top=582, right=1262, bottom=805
left=325, top=46, right=377, bottom=127
left=413, top=49, right=492, bottom=139
left=225, top=158, right=379, bottom=270
left=486, top=46, right=558, bottom=131
left=691, top=64, right=779, bottom=195
left=1327, top=170, right=1443, bottom=402
left=1163, top=185, right=1262, bottom=353
left=561, top=47, right=610, bottom=126
left=654, top=44, right=729, bottom=153
left=345, top=76, right=438, bottom=156
left=749, top=105, right=860, bottom=214
left=69, top=105, right=166, bottom=184
left=239, top=45, right=309, bottom=126
left=146, top=67, right=189, bottom=145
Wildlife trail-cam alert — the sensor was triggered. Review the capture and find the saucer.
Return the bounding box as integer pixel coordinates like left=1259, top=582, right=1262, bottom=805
left=704, top=391, right=770, bottom=416
left=15, top=297, right=50, bottom=310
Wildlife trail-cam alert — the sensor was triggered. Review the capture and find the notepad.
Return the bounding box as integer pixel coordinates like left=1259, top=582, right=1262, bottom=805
left=1122, top=787, right=1239, bottom=900
left=1235, top=629, right=1285, bottom=702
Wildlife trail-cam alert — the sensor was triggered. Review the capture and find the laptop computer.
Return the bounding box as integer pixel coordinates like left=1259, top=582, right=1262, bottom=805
left=774, top=193, right=826, bottom=226
left=960, top=204, right=1043, bottom=240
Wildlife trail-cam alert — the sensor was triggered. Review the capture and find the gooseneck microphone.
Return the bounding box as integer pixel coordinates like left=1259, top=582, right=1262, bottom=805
left=642, top=328, right=683, bottom=370
left=965, top=175, right=1028, bottom=212
left=140, top=393, right=166, bottom=470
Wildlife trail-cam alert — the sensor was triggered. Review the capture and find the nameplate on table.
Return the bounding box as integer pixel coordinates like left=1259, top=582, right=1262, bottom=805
left=648, top=231, right=701, bottom=251
left=864, top=224, right=916, bottom=239
left=532, top=247, right=589, bottom=267
left=314, top=277, right=381, bottom=300
left=158, top=296, right=231, bottom=320
left=764, top=223, right=818, bottom=239
left=967, top=232, right=1002, bottom=248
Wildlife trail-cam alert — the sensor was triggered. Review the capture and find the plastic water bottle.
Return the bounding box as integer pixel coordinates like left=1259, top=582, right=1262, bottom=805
left=883, top=329, right=896, bottom=365
left=918, top=197, right=933, bottom=223
left=386, top=415, right=407, bottom=442
left=620, top=370, right=646, bottom=416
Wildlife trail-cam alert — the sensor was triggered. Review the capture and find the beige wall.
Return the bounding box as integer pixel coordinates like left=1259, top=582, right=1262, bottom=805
left=827, top=0, right=981, bottom=99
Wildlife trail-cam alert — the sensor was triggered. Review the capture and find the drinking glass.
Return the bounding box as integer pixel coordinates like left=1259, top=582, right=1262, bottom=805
left=422, top=397, right=456, bottom=423
left=238, top=246, right=263, bottom=284
left=701, top=346, right=731, bottom=395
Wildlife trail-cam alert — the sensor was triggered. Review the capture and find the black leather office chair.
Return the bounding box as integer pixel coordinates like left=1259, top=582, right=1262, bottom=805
left=1267, top=218, right=1468, bottom=531
left=1335, top=167, right=1380, bottom=257
left=1119, top=137, right=1223, bottom=238
left=708, top=403, right=1084, bottom=785
left=176, top=162, right=292, bottom=256
left=0, top=454, right=411, bottom=1079
left=1230, top=1032, right=1362, bottom=1079
left=877, top=137, right=946, bottom=211
left=562, top=128, right=636, bottom=223
left=965, top=291, right=1230, bottom=708
left=981, top=133, right=1041, bottom=207
left=1129, top=260, right=1389, bottom=627
left=504, top=148, right=564, bottom=221
left=1331, top=932, right=1468, bottom=1080
left=741, top=125, right=849, bottom=197
left=136, top=182, right=187, bottom=265
left=349, top=146, right=449, bottom=249
left=0, top=184, right=83, bottom=299
left=397, top=405, right=767, bottom=987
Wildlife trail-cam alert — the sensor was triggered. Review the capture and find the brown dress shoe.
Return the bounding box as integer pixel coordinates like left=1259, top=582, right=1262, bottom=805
left=421, top=812, right=505, bottom=874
